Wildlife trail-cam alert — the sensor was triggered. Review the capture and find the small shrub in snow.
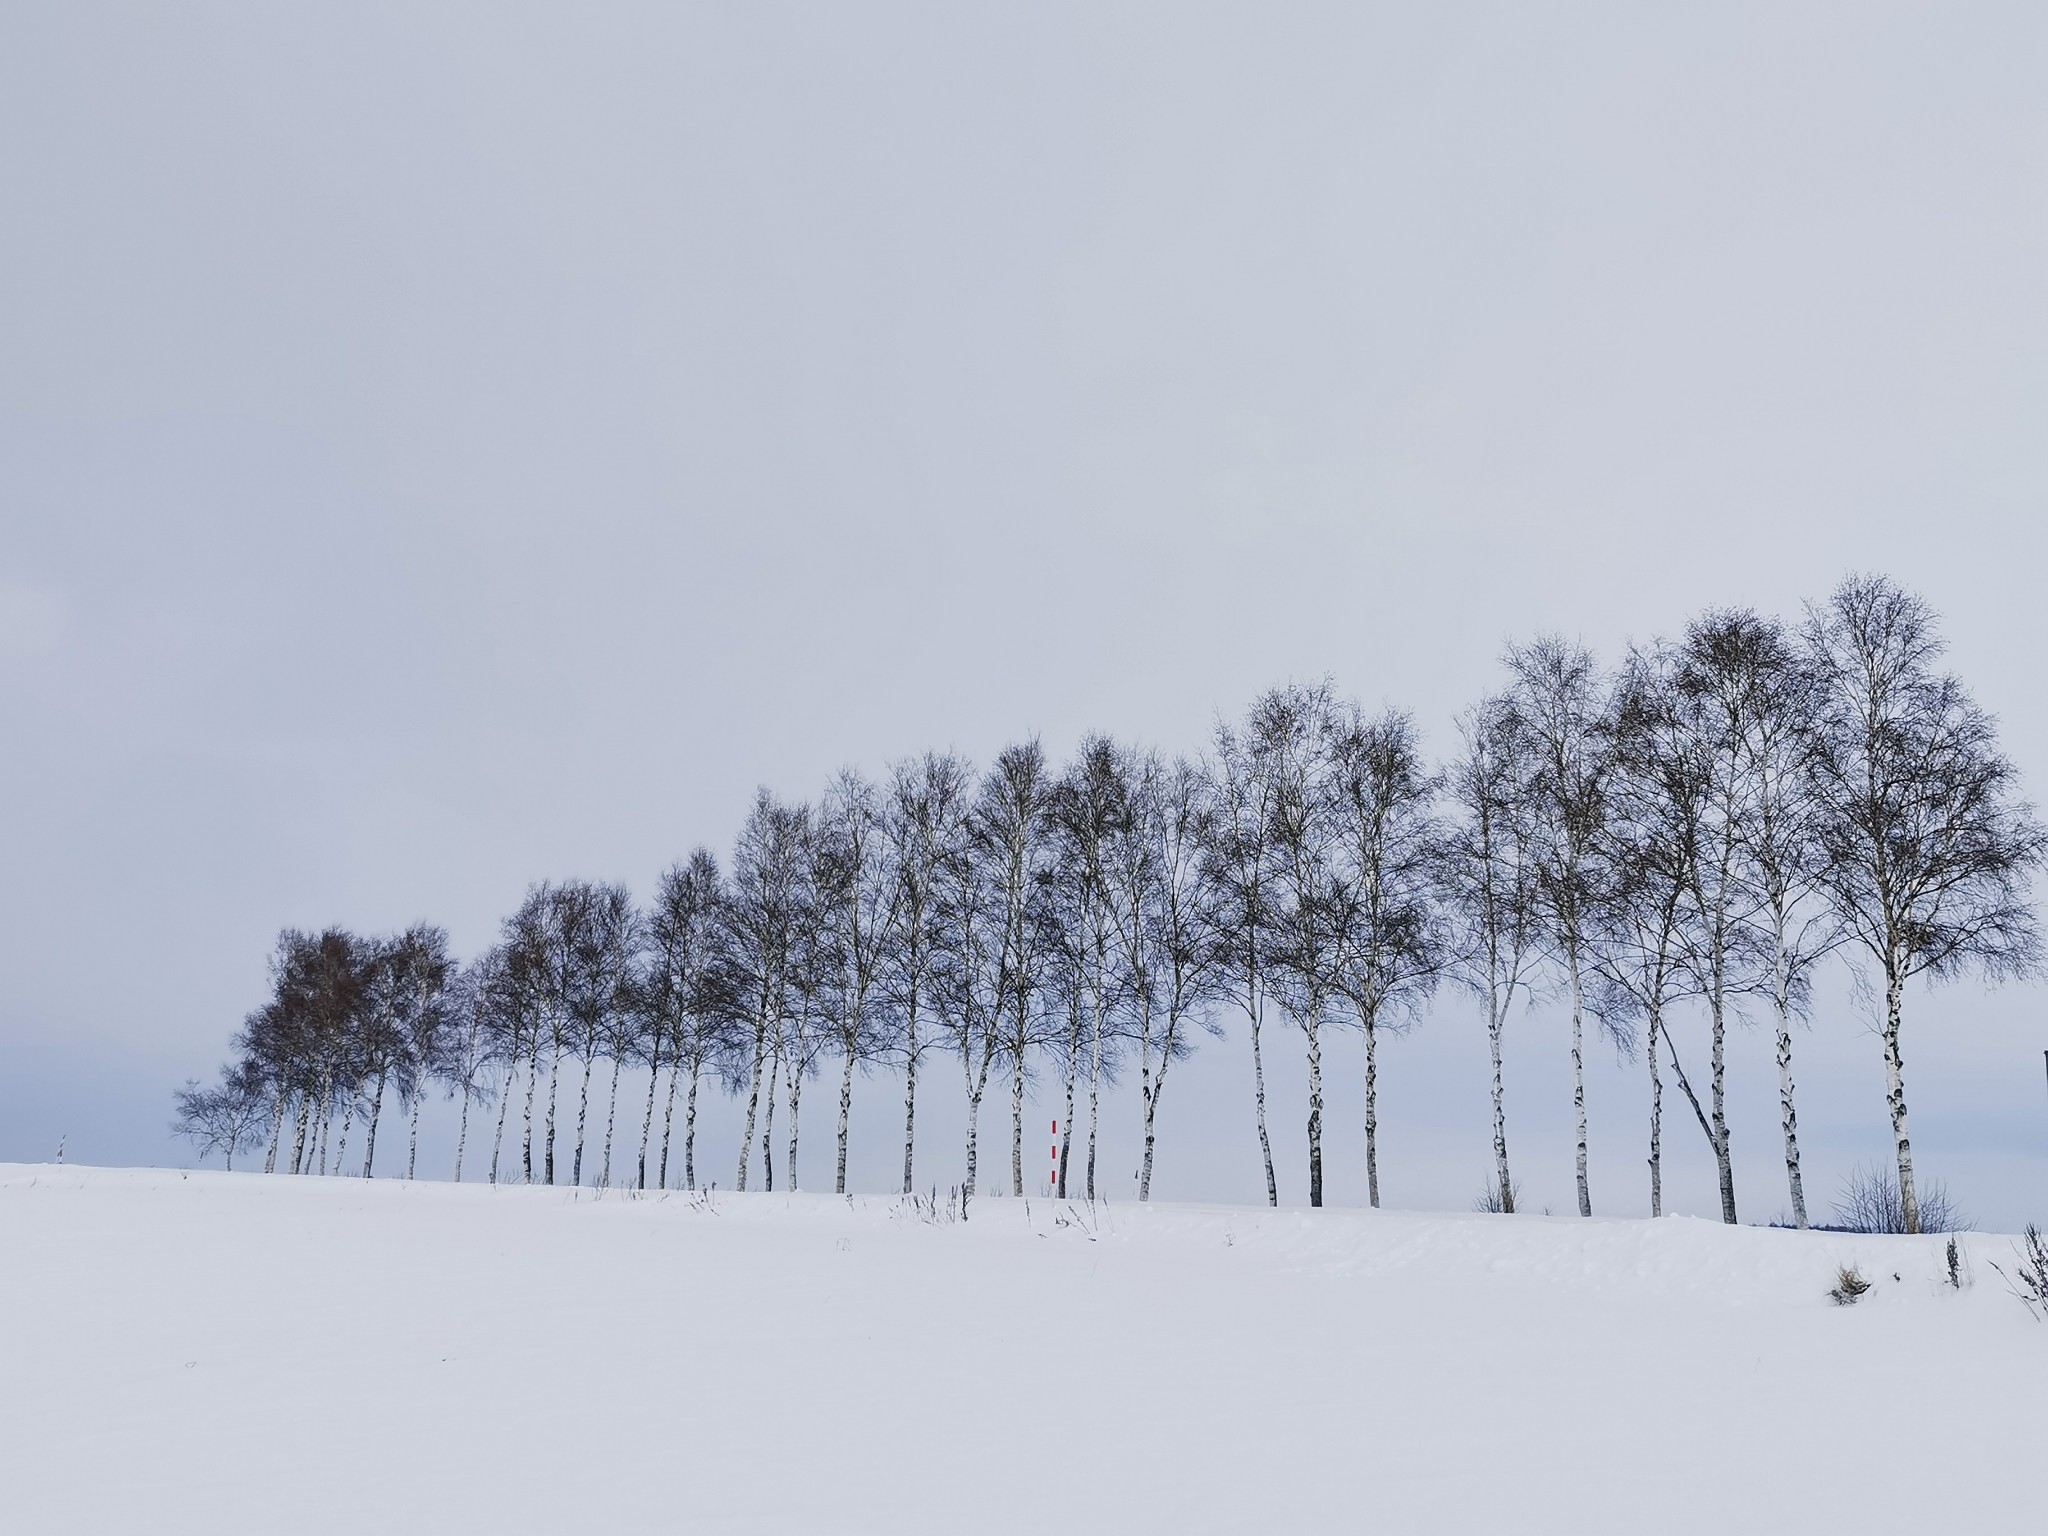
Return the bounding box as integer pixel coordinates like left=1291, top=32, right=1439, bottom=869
left=892, top=1186, right=961, bottom=1226
left=1830, top=1163, right=1968, bottom=1234
left=1987, top=1224, right=2048, bottom=1320
left=1827, top=1264, right=1872, bottom=1306
left=1472, top=1179, right=1521, bottom=1214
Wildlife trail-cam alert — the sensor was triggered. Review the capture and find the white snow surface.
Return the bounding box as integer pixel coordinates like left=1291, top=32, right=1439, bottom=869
left=3, top=1164, right=2038, bottom=1534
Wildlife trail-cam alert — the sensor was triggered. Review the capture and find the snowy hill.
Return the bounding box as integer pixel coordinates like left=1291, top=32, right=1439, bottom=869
left=2, top=1165, right=2037, bottom=1534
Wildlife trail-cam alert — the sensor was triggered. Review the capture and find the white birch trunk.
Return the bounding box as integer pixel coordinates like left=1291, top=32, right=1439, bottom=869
left=519, top=1043, right=539, bottom=1183
left=1363, top=1014, right=1380, bottom=1209
left=316, top=1077, right=335, bottom=1174
left=636, top=1041, right=662, bottom=1191
left=1646, top=999, right=1662, bottom=1219
left=901, top=1011, right=925, bottom=1204
left=658, top=1061, right=681, bottom=1190
left=1138, top=1039, right=1177, bottom=1202
left=1488, top=995, right=1514, bottom=1213
left=1708, top=981, right=1736, bottom=1224
left=1247, top=979, right=1278, bottom=1207
left=571, top=1048, right=595, bottom=1187
left=405, top=1083, right=423, bottom=1181
left=836, top=1050, right=856, bottom=1196
left=332, top=1093, right=355, bottom=1178
left=1057, top=1002, right=1079, bottom=1198
left=544, top=1049, right=561, bottom=1185
left=760, top=1051, right=780, bottom=1193
left=1883, top=949, right=1921, bottom=1233
left=737, top=1036, right=766, bottom=1192
left=684, top=1065, right=701, bottom=1192
left=1771, top=922, right=1808, bottom=1228
left=963, top=1079, right=984, bottom=1216
left=1086, top=994, right=1104, bottom=1200
left=1567, top=935, right=1591, bottom=1217
left=1305, top=1008, right=1325, bottom=1209
left=1136, top=1002, right=1153, bottom=1203
left=785, top=1062, right=803, bottom=1193
left=599, top=1056, right=622, bottom=1189
left=492, top=1060, right=519, bottom=1185
left=1706, top=825, right=1739, bottom=1224
left=360, top=1070, right=388, bottom=1179
left=1010, top=1058, right=1026, bottom=1198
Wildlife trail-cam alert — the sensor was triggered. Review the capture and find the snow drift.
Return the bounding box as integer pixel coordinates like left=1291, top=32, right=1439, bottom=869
left=1, top=1164, right=2036, bottom=1534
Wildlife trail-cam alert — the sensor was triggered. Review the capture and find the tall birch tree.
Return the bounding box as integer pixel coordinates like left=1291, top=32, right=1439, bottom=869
left=722, top=791, right=812, bottom=1193
left=1253, top=682, right=1347, bottom=1209
left=1133, top=754, right=1224, bottom=1201
left=1804, top=575, right=2044, bottom=1233
left=814, top=771, right=901, bottom=1195
left=936, top=742, right=1046, bottom=1215
left=1208, top=712, right=1283, bottom=1206
left=1505, top=637, right=1618, bottom=1218
left=1728, top=618, right=1839, bottom=1229
left=1594, top=652, right=1702, bottom=1218
left=1327, top=707, right=1445, bottom=1209
left=881, top=753, right=970, bottom=1194
left=639, top=850, right=730, bottom=1191
left=376, top=925, right=457, bottom=1182
left=1670, top=615, right=1778, bottom=1224
left=1049, top=736, right=1127, bottom=1200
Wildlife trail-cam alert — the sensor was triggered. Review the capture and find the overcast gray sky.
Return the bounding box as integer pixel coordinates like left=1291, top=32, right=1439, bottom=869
left=4, top=3, right=2045, bottom=1223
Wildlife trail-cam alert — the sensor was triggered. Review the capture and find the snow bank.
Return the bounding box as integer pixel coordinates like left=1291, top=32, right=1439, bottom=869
left=1, top=1165, right=2035, bottom=1533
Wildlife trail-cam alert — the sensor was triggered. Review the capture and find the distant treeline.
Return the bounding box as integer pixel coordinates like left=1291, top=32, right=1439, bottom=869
left=175, top=575, right=2042, bottom=1234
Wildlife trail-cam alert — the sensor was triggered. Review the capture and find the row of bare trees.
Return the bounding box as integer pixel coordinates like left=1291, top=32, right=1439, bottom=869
left=176, top=576, right=2042, bottom=1234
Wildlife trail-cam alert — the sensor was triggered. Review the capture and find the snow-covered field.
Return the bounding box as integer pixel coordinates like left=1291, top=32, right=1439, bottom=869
left=2, top=1165, right=2037, bottom=1534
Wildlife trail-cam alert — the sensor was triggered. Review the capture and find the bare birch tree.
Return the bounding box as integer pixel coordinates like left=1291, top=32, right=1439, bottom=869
left=1595, top=651, right=1702, bottom=1217
left=881, top=753, right=970, bottom=1194
left=938, top=742, right=1048, bottom=1216
left=1049, top=736, right=1127, bottom=1200
left=639, top=850, right=730, bottom=1191
left=266, top=928, right=369, bottom=1177
left=1133, top=754, right=1224, bottom=1201
left=723, top=791, right=811, bottom=1193
left=1039, top=862, right=1090, bottom=1197
left=543, top=881, right=636, bottom=1188
left=779, top=853, right=831, bottom=1192
left=171, top=1061, right=269, bottom=1170
left=1442, top=697, right=1544, bottom=1215
left=1253, top=682, right=1347, bottom=1209
left=1504, top=638, right=1618, bottom=1218
left=1098, top=745, right=1163, bottom=1202
left=375, top=925, right=457, bottom=1182
left=498, top=886, right=571, bottom=1185
left=1208, top=712, right=1283, bottom=1206
left=487, top=910, right=553, bottom=1186
left=234, top=965, right=317, bottom=1176
left=444, top=949, right=508, bottom=1184
left=1728, top=618, right=1839, bottom=1229
left=814, top=771, right=901, bottom=1195
left=1804, top=575, right=2045, bottom=1233
left=1666, top=615, right=1787, bottom=1224
left=1327, top=707, right=1445, bottom=1209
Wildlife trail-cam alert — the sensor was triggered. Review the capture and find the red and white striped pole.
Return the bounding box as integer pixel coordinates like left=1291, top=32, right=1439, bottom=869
left=1050, top=1120, right=1059, bottom=1196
